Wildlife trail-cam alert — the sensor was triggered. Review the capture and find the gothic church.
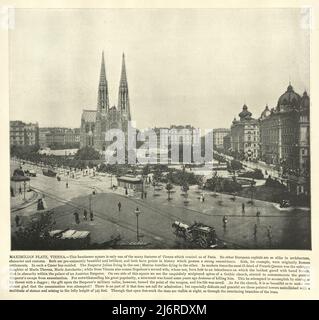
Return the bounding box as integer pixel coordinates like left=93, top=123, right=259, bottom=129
left=80, top=52, right=132, bottom=152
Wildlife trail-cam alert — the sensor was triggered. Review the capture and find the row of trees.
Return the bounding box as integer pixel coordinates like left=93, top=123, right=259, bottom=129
left=205, top=174, right=242, bottom=193
left=11, top=146, right=102, bottom=169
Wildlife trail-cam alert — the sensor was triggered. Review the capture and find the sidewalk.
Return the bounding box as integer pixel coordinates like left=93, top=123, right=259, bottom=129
left=11, top=190, right=38, bottom=212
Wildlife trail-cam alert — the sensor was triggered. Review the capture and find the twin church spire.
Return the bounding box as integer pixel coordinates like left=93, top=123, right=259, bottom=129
left=97, top=51, right=109, bottom=112
left=97, top=51, right=131, bottom=120
left=118, top=53, right=131, bottom=121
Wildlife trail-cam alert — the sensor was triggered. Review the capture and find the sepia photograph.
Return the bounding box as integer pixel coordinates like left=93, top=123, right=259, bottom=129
left=9, top=8, right=311, bottom=250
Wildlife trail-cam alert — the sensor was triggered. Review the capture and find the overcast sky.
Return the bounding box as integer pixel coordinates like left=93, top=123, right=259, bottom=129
left=9, top=8, right=310, bottom=130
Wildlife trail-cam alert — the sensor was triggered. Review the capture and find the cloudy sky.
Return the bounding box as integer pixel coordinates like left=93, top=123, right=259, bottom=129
left=9, top=8, right=310, bottom=130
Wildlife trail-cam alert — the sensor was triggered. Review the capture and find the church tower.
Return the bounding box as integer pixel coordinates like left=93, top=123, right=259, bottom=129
left=95, top=51, right=110, bottom=151
left=81, top=52, right=134, bottom=154
left=118, top=53, right=131, bottom=123
left=97, top=51, right=109, bottom=112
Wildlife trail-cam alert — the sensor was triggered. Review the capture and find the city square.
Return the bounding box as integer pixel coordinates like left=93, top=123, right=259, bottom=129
left=9, top=9, right=310, bottom=250
left=10, top=158, right=310, bottom=250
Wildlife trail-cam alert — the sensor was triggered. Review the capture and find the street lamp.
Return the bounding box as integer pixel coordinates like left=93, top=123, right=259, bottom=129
left=23, top=181, right=26, bottom=200
left=88, top=193, right=95, bottom=221
left=134, top=207, right=141, bottom=242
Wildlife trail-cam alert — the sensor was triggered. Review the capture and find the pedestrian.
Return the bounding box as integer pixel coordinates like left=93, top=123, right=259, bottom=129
left=118, top=201, right=122, bottom=212
left=90, top=210, right=94, bottom=221
left=211, top=228, right=217, bottom=244
left=10, top=186, right=15, bottom=197
left=144, top=191, right=147, bottom=199
left=253, top=223, right=258, bottom=237
left=83, top=209, right=88, bottom=221
left=222, top=215, right=228, bottom=228
left=19, top=186, right=22, bottom=195
left=242, top=202, right=245, bottom=213
left=125, top=187, right=128, bottom=196
left=267, top=226, right=272, bottom=241
left=66, top=182, right=69, bottom=188
left=74, top=211, right=80, bottom=224
left=37, top=198, right=44, bottom=211
left=15, top=215, right=20, bottom=227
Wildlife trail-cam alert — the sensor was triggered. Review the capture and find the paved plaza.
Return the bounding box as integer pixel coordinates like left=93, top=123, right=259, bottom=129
left=11, top=161, right=311, bottom=249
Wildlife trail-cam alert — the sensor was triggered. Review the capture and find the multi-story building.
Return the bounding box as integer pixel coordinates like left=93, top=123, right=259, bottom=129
left=259, top=83, right=310, bottom=172
left=259, top=83, right=310, bottom=195
left=10, top=121, right=39, bottom=146
left=230, top=105, right=260, bottom=160
left=213, top=128, right=230, bottom=151
left=298, top=91, right=310, bottom=175
left=39, top=128, right=51, bottom=148
left=45, top=131, right=65, bottom=147
left=223, top=134, right=231, bottom=153
left=39, top=127, right=81, bottom=148
left=138, top=125, right=199, bottom=164
left=10, top=121, right=25, bottom=146
left=65, top=128, right=81, bottom=145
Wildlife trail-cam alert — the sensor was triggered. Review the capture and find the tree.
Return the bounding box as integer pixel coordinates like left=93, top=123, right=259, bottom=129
left=166, top=183, right=173, bottom=200
left=182, top=182, right=189, bottom=195
left=153, top=170, right=161, bottom=184
left=74, top=146, right=101, bottom=160
left=142, top=164, right=150, bottom=176
left=229, top=159, right=242, bottom=171
left=248, top=179, right=256, bottom=204
left=239, top=169, right=264, bottom=180
left=12, top=211, right=56, bottom=250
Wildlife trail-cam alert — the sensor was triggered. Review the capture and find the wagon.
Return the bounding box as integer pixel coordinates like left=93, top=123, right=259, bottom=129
left=45, top=229, right=91, bottom=249
left=172, top=221, right=218, bottom=248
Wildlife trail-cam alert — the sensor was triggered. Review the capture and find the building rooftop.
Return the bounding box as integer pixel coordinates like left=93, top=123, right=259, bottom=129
left=81, top=110, right=97, bottom=122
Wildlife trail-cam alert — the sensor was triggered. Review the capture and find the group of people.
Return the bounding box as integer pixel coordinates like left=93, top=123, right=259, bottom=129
left=73, top=209, right=94, bottom=224
left=253, top=224, right=273, bottom=242
left=73, top=200, right=124, bottom=225
left=241, top=202, right=261, bottom=217
left=10, top=186, right=24, bottom=198
left=221, top=202, right=272, bottom=243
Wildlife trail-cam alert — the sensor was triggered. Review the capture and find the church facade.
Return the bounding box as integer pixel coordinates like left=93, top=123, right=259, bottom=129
left=80, top=52, right=132, bottom=152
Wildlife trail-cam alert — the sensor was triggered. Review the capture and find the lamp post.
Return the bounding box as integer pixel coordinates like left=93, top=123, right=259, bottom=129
left=134, top=207, right=141, bottom=242
left=23, top=181, right=26, bottom=200
left=141, top=175, right=145, bottom=199
left=88, top=193, right=94, bottom=220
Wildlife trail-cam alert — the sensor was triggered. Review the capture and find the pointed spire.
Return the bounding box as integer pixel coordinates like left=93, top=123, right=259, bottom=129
left=99, top=51, right=107, bottom=84
left=97, top=51, right=109, bottom=112
left=118, top=52, right=131, bottom=121
left=120, top=52, right=127, bottom=85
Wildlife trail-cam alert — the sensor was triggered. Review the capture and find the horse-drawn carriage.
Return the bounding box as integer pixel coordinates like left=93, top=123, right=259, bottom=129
left=172, top=220, right=218, bottom=248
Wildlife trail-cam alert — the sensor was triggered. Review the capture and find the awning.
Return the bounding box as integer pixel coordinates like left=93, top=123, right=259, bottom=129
left=10, top=175, right=30, bottom=182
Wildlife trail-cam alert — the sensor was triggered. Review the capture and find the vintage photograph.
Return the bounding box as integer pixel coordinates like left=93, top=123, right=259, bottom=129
left=9, top=8, right=310, bottom=250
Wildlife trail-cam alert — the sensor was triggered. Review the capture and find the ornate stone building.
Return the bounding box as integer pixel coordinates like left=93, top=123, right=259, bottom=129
left=230, top=105, right=260, bottom=160
left=259, top=83, right=310, bottom=195
left=10, top=121, right=39, bottom=146
left=259, top=83, right=310, bottom=173
left=213, top=128, right=230, bottom=151
left=80, top=52, right=132, bottom=152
